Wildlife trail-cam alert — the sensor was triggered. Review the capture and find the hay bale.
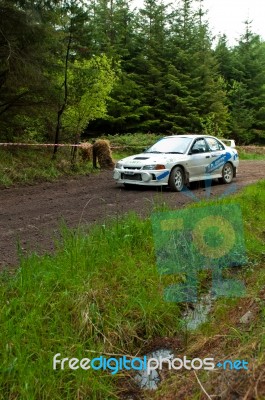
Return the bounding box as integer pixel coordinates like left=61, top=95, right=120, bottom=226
left=80, top=142, right=93, bottom=162
left=93, top=139, right=115, bottom=169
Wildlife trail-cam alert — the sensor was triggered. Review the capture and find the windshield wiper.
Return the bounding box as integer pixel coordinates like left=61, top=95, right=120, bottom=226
left=145, top=151, right=162, bottom=153
left=165, top=151, right=183, bottom=154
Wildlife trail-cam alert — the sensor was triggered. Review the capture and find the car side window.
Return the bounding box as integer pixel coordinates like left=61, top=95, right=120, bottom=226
left=206, top=137, right=225, bottom=151
left=191, top=138, right=209, bottom=154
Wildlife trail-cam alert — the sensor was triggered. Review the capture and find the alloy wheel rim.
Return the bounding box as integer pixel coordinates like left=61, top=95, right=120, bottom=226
left=224, top=165, right=232, bottom=181
left=174, top=171, right=183, bottom=188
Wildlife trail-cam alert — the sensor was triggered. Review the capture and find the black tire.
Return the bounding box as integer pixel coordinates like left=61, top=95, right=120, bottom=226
left=220, top=162, right=233, bottom=184
left=123, top=183, right=133, bottom=189
left=123, top=183, right=135, bottom=189
left=169, top=166, right=184, bottom=192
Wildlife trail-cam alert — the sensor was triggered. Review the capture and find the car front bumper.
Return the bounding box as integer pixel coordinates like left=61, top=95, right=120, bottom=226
left=113, top=168, right=170, bottom=186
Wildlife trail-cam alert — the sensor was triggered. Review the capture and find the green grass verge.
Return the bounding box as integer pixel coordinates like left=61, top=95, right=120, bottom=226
left=148, top=181, right=265, bottom=399
left=0, top=147, right=94, bottom=187
left=0, top=180, right=265, bottom=399
left=0, top=213, right=181, bottom=400
left=238, top=150, right=265, bottom=160
left=102, top=133, right=163, bottom=149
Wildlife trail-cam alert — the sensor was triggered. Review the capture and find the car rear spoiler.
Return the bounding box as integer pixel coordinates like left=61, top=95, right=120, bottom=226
left=220, top=139, right=236, bottom=148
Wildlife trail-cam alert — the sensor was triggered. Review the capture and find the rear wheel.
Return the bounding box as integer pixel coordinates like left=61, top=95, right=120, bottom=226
left=220, top=162, right=233, bottom=184
left=169, top=166, right=184, bottom=192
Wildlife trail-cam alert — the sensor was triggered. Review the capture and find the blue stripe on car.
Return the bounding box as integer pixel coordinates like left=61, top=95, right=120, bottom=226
left=157, top=171, right=170, bottom=180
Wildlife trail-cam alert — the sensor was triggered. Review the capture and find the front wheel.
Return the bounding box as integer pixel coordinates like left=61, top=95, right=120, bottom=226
left=123, top=183, right=134, bottom=189
left=220, top=162, right=233, bottom=184
left=169, top=166, right=184, bottom=192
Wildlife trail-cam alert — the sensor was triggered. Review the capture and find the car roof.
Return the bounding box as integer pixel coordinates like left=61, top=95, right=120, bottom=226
left=164, top=134, right=216, bottom=139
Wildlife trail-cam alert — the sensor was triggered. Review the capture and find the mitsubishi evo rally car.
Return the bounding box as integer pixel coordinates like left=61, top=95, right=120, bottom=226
left=113, top=135, right=239, bottom=192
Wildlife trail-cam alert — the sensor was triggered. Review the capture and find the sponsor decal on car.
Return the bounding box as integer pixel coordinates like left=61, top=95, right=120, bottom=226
left=205, top=152, right=232, bottom=173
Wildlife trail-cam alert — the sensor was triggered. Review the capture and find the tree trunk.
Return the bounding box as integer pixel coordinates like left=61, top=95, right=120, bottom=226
left=53, top=29, right=72, bottom=157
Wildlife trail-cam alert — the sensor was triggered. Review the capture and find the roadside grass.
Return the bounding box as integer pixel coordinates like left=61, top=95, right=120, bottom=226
left=102, top=133, right=163, bottom=150
left=146, top=180, right=265, bottom=399
left=238, top=150, right=265, bottom=160
left=0, top=179, right=265, bottom=399
left=149, top=263, right=265, bottom=400
left=0, top=213, right=181, bottom=400
left=111, top=150, right=133, bottom=161
left=0, top=147, right=93, bottom=187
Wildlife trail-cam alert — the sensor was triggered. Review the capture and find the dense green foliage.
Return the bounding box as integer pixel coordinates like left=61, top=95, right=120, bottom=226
left=1, top=0, right=265, bottom=144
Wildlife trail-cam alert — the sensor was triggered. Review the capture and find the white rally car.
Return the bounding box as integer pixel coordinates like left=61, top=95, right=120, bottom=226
left=113, top=135, right=239, bottom=191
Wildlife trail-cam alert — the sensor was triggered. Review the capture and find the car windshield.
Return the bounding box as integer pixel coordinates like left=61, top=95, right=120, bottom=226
left=145, top=137, right=193, bottom=154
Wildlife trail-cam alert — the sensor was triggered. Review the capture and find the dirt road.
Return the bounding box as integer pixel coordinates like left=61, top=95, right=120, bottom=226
left=0, top=160, right=264, bottom=268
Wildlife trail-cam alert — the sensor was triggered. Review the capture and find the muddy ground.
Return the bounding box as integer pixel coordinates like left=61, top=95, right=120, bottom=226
left=0, top=160, right=264, bottom=269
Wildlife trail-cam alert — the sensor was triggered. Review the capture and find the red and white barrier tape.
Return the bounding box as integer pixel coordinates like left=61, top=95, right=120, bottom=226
left=0, top=142, right=144, bottom=149
left=0, top=142, right=81, bottom=147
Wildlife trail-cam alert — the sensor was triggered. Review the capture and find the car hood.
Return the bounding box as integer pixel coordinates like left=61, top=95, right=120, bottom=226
left=117, top=152, right=187, bottom=167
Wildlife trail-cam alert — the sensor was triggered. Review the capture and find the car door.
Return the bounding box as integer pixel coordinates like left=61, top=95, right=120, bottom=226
left=187, top=138, right=211, bottom=180
left=205, top=137, right=229, bottom=176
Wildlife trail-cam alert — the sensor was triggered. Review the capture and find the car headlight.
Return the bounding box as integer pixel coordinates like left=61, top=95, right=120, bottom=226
left=142, top=164, right=166, bottom=170
left=115, top=162, right=122, bottom=168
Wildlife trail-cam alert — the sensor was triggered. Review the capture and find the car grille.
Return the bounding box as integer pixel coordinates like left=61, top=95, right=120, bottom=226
left=123, top=166, right=142, bottom=170
left=121, top=173, right=142, bottom=181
